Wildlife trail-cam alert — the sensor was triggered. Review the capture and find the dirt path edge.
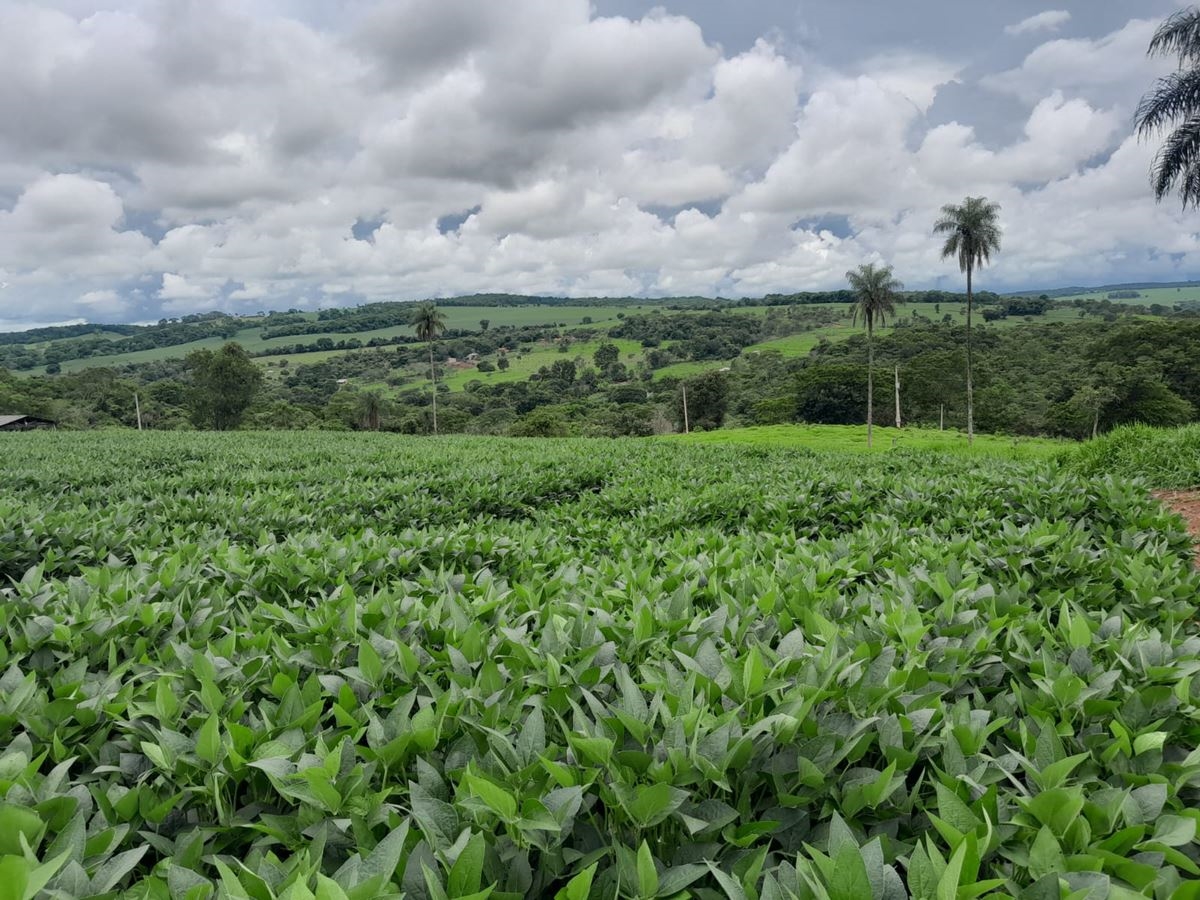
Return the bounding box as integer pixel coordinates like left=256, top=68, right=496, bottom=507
left=1152, top=489, right=1200, bottom=568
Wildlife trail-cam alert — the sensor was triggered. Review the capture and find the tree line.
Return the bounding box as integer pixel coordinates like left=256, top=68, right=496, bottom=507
left=7, top=309, right=1200, bottom=439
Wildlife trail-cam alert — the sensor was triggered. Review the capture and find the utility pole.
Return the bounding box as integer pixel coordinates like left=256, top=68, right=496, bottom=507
left=681, top=382, right=690, bottom=434
left=894, top=366, right=901, bottom=428
left=134, top=393, right=143, bottom=431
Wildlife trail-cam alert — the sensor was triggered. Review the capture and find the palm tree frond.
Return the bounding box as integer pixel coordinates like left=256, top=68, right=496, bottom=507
left=412, top=301, right=447, bottom=343
left=1140, top=10, right=1200, bottom=207
left=1136, top=69, right=1200, bottom=136
left=847, top=262, right=901, bottom=328
left=1151, top=115, right=1200, bottom=205
left=933, top=197, right=1001, bottom=272
left=1149, top=8, right=1200, bottom=63
left=1181, top=159, right=1200, bottom=208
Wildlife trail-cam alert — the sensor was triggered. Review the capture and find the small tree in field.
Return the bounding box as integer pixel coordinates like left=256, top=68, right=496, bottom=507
left=359, top=391, right=384, bottom=431
left=185, top=342, right=263, bottom=430
left=675, top=370, right=728, bottom=432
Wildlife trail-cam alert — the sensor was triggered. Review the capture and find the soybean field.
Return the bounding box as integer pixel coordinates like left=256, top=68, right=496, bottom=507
left=2, top=433, right=1199, bottom=899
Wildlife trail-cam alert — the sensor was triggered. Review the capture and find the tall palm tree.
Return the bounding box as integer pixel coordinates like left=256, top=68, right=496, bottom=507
left=1136, top=7, right=1200, bottom=206
left=933, top=197, right=1001, bottom=445
left=847, top=262, right=903, bottom=448
left=412, top=302, right=447, bottom=434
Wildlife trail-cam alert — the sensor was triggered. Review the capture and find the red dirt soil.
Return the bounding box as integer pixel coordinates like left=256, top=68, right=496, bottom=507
left=1153, top=489, right=1200, bottom=568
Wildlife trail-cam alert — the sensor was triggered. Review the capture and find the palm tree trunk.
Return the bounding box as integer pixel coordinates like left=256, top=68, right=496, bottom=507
left=966, top=265, right=974, bottom=445
left=894, top=365, right=901, bottom=428
left=429, top=345, right=438, bottom=435
left=866, top=320, right=874, bottom=449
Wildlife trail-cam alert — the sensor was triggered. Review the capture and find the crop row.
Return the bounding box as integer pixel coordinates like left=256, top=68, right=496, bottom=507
left=1, top=433, right=1198, bottom=899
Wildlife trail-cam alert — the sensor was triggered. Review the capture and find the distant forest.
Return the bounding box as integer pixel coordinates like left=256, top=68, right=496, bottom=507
left=3, top=289, right=1200, bottom=441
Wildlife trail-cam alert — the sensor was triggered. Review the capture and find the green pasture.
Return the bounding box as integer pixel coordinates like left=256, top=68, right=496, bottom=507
left=669, top=423, right=1070, bottom=459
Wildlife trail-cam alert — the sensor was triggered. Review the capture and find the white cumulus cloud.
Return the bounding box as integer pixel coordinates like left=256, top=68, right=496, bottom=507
left=1005, top=10, right=1072, bottom=37
left=0, top=1, right=1192, bottom=327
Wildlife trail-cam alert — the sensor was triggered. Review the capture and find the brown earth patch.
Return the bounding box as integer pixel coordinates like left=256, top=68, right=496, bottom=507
left=1153, top=489, right=1200, bottom=568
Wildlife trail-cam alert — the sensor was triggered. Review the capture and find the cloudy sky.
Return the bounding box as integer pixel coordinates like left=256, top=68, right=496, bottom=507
left=0, top=0, right=1191, bottom=328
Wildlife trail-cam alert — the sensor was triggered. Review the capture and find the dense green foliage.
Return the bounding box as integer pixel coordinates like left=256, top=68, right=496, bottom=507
left=2, top=433, right=1200, bottom=897
left=981, top=298, right=1051, bottom=322
left=1068, top=424, right=1200, bottom=488
left=797, top=319, right=1200, bottom=438
left=674, top=370, right=729, bottom=432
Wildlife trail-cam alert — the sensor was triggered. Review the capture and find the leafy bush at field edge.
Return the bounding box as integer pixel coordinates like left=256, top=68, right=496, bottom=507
left=1068, top=423, right=1200, bottom=488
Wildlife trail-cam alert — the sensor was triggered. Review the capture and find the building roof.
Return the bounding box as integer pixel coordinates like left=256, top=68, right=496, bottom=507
left=0, top=414, right=55, bottom=427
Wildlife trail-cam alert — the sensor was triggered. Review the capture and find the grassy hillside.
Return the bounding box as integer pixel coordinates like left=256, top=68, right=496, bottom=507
left=47, top=334, right=242, bottom=372
left=39, top=306, right=636, bottom=374
left=1013, top=280, right=1200, bottom=299
left=1023, top=285, right=1200, bottom=306
left=15, top=297, right=1117, bottom=383
left=650, top=303, right=1082, bottom=381
left=436, top=338, right=644, bottom=390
